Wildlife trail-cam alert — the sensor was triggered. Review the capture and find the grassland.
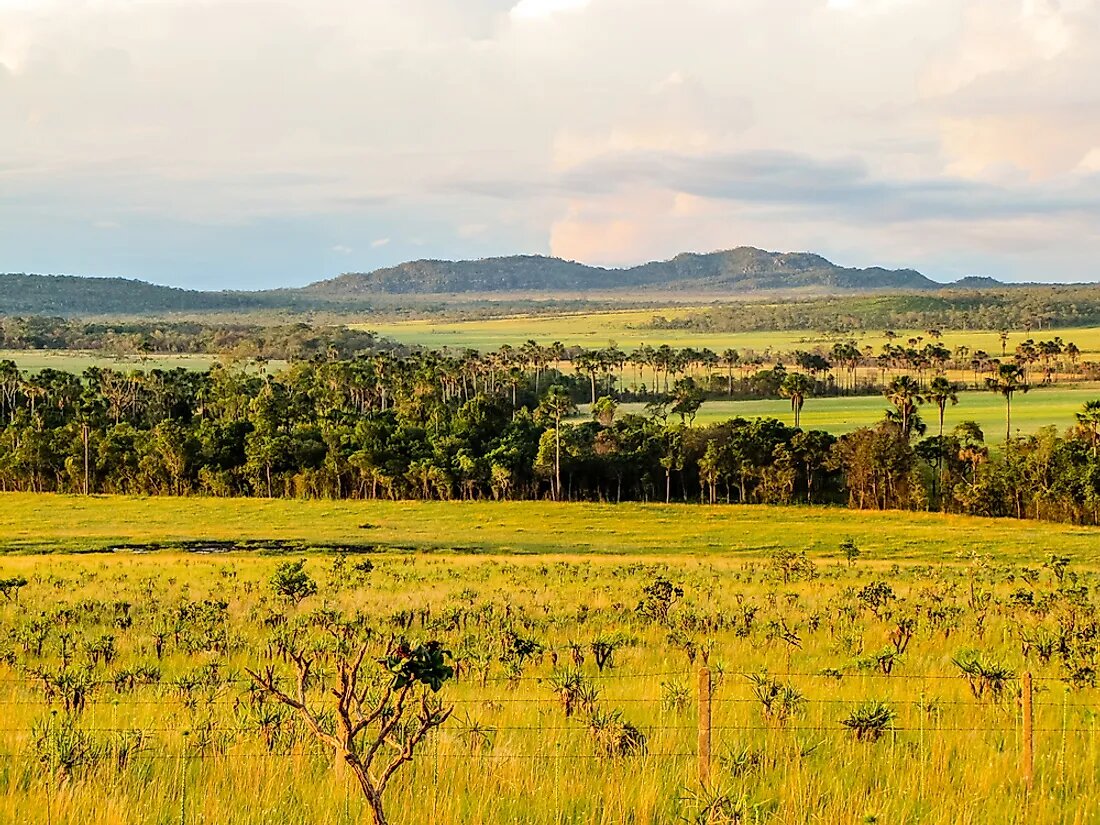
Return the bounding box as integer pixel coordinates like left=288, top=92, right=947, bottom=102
left=602, top=383, right=1100, bottom=441
left=0, top=534, right=1096, bottom=823
left=360, top=309, right=1100, bottom=356
left=2, top=493, right=1099, bottom=563
left=0, top=349, right=230, bottom=373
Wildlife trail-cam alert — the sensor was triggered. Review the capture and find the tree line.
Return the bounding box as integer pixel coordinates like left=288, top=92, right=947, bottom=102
left=651, top=287, right=1100, bottom=333
left=0, top=354, right=1098, bottom=525
left=0, top=316, right=391, bottom=362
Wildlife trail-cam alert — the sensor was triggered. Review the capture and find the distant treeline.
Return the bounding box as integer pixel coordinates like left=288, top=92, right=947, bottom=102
left=0, top=317, right=394, bottom=362
left=651, top=288, right=1100, bottom=333
left=1, top=355, right=1098, bottom=526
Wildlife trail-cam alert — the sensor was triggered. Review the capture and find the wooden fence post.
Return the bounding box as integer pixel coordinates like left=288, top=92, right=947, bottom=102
left=1021, top=671, right=1033, bottom=790
left=698, top=666, right=712, bottom=789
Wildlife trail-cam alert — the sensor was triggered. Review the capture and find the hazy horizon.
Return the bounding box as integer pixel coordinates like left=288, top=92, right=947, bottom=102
left=3, top=0, right=1100, bottom=289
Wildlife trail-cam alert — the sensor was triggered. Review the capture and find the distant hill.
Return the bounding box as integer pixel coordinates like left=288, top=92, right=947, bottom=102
left=3, top=248, right=1002, bottom=316
left=305, top=247, right=943, bottom=296
left=0, top=273, right=265, bottom=315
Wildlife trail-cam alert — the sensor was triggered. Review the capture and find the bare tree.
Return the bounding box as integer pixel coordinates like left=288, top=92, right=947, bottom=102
left=247, top=637, right=454, bottom=825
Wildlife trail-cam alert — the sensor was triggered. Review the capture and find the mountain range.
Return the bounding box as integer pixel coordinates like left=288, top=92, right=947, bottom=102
left=1, top=247, right=1000, bottom=316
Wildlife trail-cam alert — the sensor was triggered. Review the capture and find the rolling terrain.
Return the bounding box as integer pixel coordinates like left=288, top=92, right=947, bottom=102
left=1, top=247, right=982, bottom=316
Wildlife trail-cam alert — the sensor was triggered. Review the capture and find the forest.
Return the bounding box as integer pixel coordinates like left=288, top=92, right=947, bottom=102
left=0, top=316, right=391, bottom=361
left=0, top=345, right=1098, bottom=525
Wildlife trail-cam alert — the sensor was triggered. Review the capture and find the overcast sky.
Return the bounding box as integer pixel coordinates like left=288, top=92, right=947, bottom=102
left=2, top=0, right=1100, bottom=289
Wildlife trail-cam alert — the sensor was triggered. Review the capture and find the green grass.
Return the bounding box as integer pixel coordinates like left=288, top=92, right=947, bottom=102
left=2, top=493, right=1098, bottom=562
left=0, top=349, right=224, bottom=373
left=360, top=310, right=1100, bottom=356
left=0, top=350, right=288, bottom=373
left=0, top=530, right=1096, bottom=823
left=598, top=383, right=1100, bottom=441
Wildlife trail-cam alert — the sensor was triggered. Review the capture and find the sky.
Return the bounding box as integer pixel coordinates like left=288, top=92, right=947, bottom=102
left=2, top=0, right=1100, bottom=290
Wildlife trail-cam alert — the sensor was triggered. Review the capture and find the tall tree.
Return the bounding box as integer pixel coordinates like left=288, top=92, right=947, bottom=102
left=720, top=348, right=739, bottom=397
left=985, top=363, right=1029, bottom=441
left=1076, top=400, right=1100, bottom=455
left=883, top=375, right=924, bottom=439
left=538, top=385, right=576, bottom=500
left=927, top=376, right=959, bottom=438
left=780, top=373, right=814, bottom=429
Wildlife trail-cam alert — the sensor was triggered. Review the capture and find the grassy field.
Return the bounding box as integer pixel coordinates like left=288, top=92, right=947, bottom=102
left=0, top=525, right=1095, bottom=823
left=0, top=349, right=230, bottom=373
left=2, top=493, right=1099, bottom=563
left=600, top=383, right=1100, bottom=441
left=360, top=309, right=1100, bottom=356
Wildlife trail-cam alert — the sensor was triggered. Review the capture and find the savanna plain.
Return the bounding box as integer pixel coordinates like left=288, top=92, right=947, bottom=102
left=0, top=495, right=1097, bottom=824
left=2, top=304, right=1100, bottom=824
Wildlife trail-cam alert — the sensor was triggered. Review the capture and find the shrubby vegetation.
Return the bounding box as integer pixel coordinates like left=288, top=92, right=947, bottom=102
left=0, top=316, right=392, bottom=362
left=0, top=344, right=1098, bottom=524
left=651, top=287, right=1100, bottom=333
left=0, top=549, right=1096, bottom=823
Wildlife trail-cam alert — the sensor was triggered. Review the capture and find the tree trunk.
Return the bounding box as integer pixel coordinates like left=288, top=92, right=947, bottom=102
left=82, top=424, right=90, bottom=496
left=351, top=767, right=389, bottom=825
left=554, top=420, right=561, bottom=501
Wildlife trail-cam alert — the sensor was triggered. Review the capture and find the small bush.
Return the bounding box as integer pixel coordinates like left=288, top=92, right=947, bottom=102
left=841, top=700, right=896, bottom=742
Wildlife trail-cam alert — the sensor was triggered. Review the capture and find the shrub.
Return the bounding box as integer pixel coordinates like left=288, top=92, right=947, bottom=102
left=841, top=701, right=896, bottom=742
left=746, top=672, right=805, bottom=724
left=636, top=576, right=683, bottom=624
left=587, top=708, right=647, bottom=757
left=32, top=713, right=102, bottom=781
left=952, top=650, right=1015, bottom=701
left=270, top=559, right=317, bottom=605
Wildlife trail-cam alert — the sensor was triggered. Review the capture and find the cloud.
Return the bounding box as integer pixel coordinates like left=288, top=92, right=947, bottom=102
left=3, top=0, right=1100, bottom=285
left=510, top=0, right=591, bottom=20
left=370, top=238, right=390, bottom=248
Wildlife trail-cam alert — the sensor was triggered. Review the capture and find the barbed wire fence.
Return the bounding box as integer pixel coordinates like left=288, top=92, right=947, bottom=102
left=0, top=667, right=1094, bottom=820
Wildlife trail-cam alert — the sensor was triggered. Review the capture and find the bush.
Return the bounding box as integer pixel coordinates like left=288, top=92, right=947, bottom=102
left=841, top=701, right=896, bottom=742
left=587, top=708, right=647, bottom=757
left=270, top=559, right=317, bottom=604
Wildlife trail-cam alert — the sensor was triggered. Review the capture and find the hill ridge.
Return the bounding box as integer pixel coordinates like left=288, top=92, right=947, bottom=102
left=306, top=246, right=943, bottom=296
left=2, top=246, right=1006, bottom=315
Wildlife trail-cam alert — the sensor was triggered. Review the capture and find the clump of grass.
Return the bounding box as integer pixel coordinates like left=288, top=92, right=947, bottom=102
left=841, top=701, right=896, bottom=742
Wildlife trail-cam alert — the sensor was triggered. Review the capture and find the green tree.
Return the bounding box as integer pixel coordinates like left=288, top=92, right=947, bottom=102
left=927, top=376, right=959, bottom=438
left=538, top=385, right=576, bottom=501
left=985, top=363, right=1029, bottom=441
left=883, top=375, right=924, bottom=439
left=670, top=377, right=704, bottom=425
left=592, top=396, right=618, bottom=428
left=780, top=373, right=814, bottom=429
left=1076, top=400, right=1100, bottom=455
left=270, top=559, right=317, bottom=604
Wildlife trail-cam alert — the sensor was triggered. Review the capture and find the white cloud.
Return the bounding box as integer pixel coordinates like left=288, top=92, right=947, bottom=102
left=3, top=0, right=1100, bottom=286
left=510, top=0, right=591, bottom=20
left=370, top=238, right=390, bottom=248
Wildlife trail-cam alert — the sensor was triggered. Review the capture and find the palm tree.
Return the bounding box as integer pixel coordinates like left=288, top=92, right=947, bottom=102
left=985, top=363, right=1029, bottom=441
left=883, top=375, right=924, bottom=438
left=780, top=373, right=814, bottom=429
left=539, top=385, right=576, bottom=500
left=927, top=376, right=959, bottom=437
left=720, top=348, right=739, bottom=397
left=1076, top=400, right=1100, bottom=455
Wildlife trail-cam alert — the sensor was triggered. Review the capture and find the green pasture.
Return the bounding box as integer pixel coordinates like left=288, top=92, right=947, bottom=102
left=0, top=545, right=1095, bottom=823
left=0, top=350, right=284, bottom=373
left=598, top=383, right=1100, bottom=441
left=1, top=493, right=1097, bottom=562
left=0, top=349, right=220, bottom=373
left=360, top=309, right=1100, bottom=356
